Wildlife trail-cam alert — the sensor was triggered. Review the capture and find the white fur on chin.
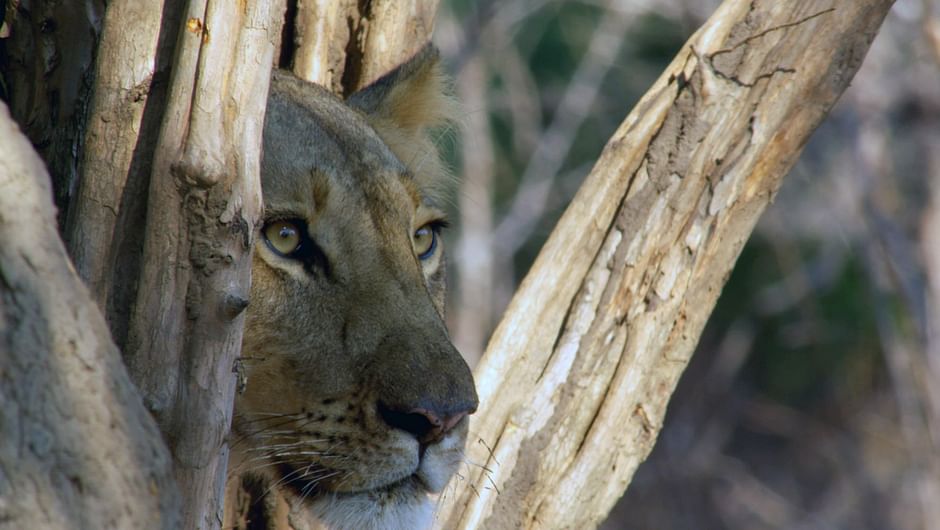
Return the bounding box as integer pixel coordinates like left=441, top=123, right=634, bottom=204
left=309, top=427, right=464, bottom=530
left=311, top=483, right=434, bottom=530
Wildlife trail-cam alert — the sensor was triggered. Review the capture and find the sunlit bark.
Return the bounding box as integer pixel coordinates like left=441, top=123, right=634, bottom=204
left=436, top=1, right=894, bottom=528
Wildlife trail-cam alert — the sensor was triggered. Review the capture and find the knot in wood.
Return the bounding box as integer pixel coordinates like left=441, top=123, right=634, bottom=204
left=222, top=292, right=249, bottom=319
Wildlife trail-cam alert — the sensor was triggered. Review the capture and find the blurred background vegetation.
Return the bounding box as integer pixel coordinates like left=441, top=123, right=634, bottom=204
left=435, top=0, right=940, bottom=528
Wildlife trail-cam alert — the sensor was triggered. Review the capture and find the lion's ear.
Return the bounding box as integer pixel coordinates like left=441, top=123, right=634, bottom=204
left=349, top=44, right=455, bottom=132
left=348, top=44, right=457, bottom=191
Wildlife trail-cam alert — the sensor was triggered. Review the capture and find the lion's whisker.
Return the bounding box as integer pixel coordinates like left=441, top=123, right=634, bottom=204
left=244, top=440, right=309, bottom=452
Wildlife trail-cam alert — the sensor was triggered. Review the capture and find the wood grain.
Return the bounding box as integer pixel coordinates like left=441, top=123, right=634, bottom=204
left=435, top=1, right=894, bottom=528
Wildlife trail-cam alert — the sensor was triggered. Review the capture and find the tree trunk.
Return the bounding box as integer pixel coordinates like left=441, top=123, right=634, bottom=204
left=118, top=3, right=286, bottom=529
left=62, top=0, right=184, bottom=351
left=0, top=103, right=179, bottom=528
left=288, top=0, right=439, bottom=90
left=435, top=1, right=894, bottom=528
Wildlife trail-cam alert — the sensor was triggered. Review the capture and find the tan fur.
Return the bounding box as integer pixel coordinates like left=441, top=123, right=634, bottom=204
left=348, top=45, right=459, bottom=203
left=225, top=46, right=476, bottom=530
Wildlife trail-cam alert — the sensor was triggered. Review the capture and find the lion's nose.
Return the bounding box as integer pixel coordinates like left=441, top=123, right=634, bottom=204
left=378, top=402, right=471, bottom=445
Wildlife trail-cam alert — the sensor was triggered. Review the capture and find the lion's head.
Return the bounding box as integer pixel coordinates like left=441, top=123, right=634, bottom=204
left=226, top=46, right=477, bottom=529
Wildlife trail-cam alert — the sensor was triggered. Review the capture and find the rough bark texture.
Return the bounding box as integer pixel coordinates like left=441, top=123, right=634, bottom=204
left=0, top=103, right=179, bottom=528
left=63, top=0, right=184, bottom=351
left=288, top=0, right=438, bottom=91
left=435, top=1, right=895, bottom=528
left=290, top=0, right=357, bottom=92
left=117, top=2, right=285, bottom=529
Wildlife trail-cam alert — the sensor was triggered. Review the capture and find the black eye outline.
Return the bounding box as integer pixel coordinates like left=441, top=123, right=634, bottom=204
left=415, top=221, right=447, bottom=261
left=261, top=218, right=332, bottom=276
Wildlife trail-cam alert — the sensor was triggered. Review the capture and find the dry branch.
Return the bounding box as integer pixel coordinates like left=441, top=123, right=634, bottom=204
left=354, top=0, right=440, bottom=88
left=435, top=1, right=894, bottom=528
left=116, top=2, right=285, bottom=529
left=0, top=103, right=179, bottom=528
left=292, top=0, right=358, bottom=91
left=64, top=0, right=164, bottom=296
left=290, top=0, right=438, bottom=91
left=63, top=0, right=180, bottom=349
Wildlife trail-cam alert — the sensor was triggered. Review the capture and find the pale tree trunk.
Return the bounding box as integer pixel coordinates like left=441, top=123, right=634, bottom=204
left=434, top=1, right=894, bottom=528
left=117, top=2, right=285, bottom=528
left=63, top=0, right=183, bottom=350
left=287, top=0, right=439, bottom=89
left=0, top=104, right=179, bottom=528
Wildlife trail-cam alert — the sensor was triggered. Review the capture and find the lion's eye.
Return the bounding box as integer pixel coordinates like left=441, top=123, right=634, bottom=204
left=263, top=220, right=302, bottom=257
left=414, top=224, right=438, bottom=260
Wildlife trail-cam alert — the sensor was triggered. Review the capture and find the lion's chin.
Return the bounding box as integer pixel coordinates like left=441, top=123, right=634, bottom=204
left=269, top=424, right=467, bottom=529
left=299, top=443, right=460, bottom=530
left=308, top=476, right=435, bottom=530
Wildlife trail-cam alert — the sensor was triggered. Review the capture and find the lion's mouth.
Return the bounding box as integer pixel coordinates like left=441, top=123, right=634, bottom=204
left=270, top=421, right=467, bottom=507
left=277, top=462, right=433, bottom=502
left=279, top=450, right=441, bottom=500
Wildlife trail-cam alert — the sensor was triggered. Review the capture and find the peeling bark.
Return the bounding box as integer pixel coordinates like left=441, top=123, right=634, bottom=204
left=435, top=1, right=895, bottom=528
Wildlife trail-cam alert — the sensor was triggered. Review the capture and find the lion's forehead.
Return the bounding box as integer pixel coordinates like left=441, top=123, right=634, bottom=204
left=262, top=74, right=410, bottom=203
left=260, top=81, right=435, bottom=248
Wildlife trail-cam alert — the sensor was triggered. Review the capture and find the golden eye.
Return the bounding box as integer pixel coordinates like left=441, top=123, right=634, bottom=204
left=263, top=220, right=302, bottom=256
left=414, top=224, right=437, bottom=260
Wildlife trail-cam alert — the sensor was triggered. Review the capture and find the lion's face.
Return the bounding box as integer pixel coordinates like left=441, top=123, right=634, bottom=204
left=230, top=48, right=477, bottom=529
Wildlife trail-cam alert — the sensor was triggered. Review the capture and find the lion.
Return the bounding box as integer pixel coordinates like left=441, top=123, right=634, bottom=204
left=223, top=45, right=478, bottom=530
